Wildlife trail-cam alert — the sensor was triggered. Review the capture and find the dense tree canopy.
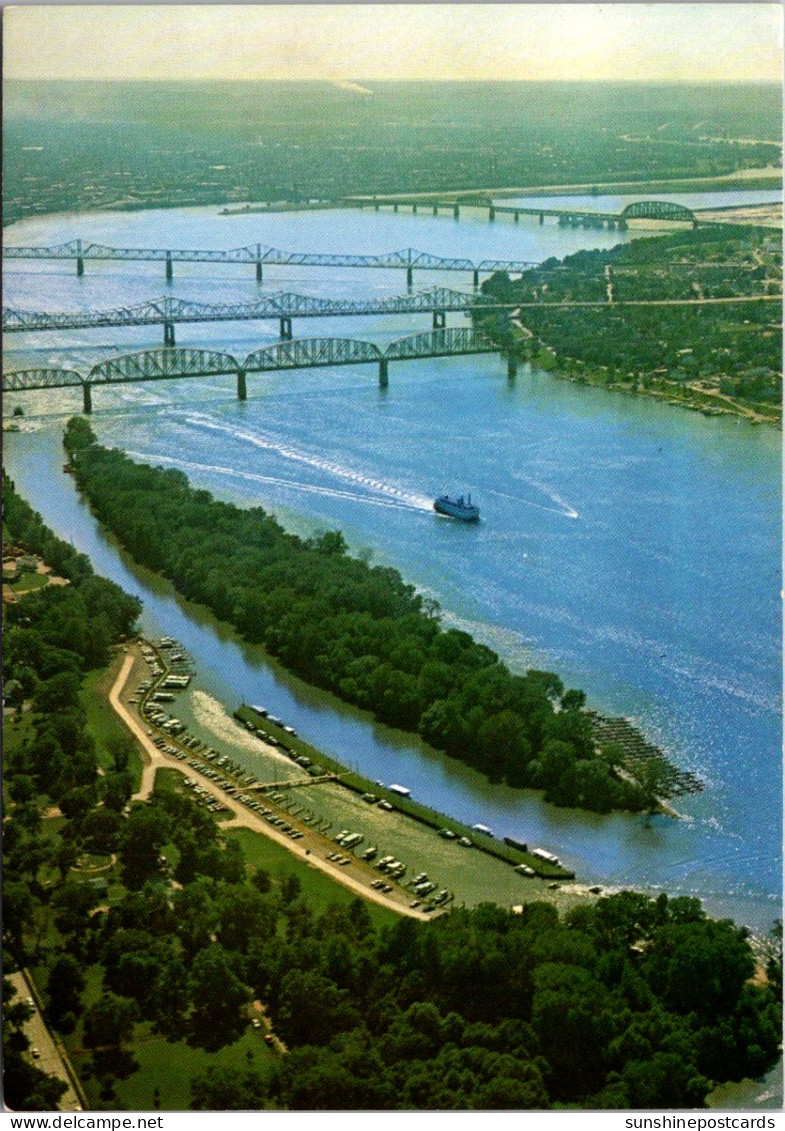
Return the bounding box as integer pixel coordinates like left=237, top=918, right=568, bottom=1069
left=64, top=428, right=645, bottom=815
left=2, top=477, right=780, bottom=1111
left=479, top=227, right=782, bottom=414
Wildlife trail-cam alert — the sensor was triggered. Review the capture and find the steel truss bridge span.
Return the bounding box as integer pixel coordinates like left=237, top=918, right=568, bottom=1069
left=1, top=240, right=537, bottom=286
left=353, top=196, right=699, bottom=229
left=620, top=200, right=696, bottom=223
left=3, top=287, right=503, bottom=345
left=3, top=328, right=508, bottom=413
left=2, top=368, right=84, bottom=392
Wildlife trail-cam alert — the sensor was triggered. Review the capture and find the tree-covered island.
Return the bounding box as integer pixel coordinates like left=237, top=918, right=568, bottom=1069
left=63, top=417, right=677, bottom=816
left=2, top=475, right=781, bottom=1111
left=477, top=225, right=782, bottom=424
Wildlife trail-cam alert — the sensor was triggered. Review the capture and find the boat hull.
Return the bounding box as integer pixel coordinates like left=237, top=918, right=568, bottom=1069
left=434, top=496, right=480, bottom=521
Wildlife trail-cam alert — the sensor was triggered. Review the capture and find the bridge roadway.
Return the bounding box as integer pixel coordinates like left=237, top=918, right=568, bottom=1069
left=3, top=327, right=515, bottom=414
left=350, top=197, right=699, bottom=229
left=3, top=287, right=510, bottom=346
left=2, top=240, right=537, bottom=287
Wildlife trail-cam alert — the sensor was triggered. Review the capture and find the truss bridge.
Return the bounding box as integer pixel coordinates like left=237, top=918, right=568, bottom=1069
left=351, top=196, right=699, bottom=230
left=2, top=240, right=538, bottom=287
left=3, top=287, right=507, bottom=346
left=4, top=327, right=510, bottom=413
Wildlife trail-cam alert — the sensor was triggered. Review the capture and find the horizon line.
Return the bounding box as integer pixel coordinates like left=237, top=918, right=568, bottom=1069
left=4, top=76, right=783, bottom=85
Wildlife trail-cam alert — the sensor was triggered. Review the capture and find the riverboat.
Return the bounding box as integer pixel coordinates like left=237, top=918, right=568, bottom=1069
left=433, top=494, right=480, bottom=522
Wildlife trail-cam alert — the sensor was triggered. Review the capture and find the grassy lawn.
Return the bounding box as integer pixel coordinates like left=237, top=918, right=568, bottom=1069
left=81, top=662, right=143, bottom=789
left=225, top=826, right=398, bottom=930
left=152, top=767, right=186, bottom=795
left=236, top=706, right=571, bottom=879
left=153, top=767, right=397, bottom=924
left=3, top=709, right=34, bottom=757
left=61, top=962, right=277, bottom=1112
left=11, top=572, right=50, bottom=595
left=109, top=1026, right=277, bottom=1111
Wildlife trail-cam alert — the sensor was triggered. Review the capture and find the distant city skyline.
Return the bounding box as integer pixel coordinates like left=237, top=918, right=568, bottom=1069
left=3, top=3, right=783, bottom=83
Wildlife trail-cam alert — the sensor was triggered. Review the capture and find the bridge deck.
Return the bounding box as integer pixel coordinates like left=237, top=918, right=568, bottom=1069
left=3, top=329, right=501, bottom=400
left=3, top=288, right=508, bottom=334
left=2, top=240, right=538, bottom=277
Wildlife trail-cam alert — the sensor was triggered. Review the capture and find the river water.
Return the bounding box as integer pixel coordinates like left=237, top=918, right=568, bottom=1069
left=3, top=192, right=782, bottom=942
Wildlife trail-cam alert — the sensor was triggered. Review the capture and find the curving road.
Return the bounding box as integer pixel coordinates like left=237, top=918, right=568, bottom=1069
left=109, top=645, right=436, bottom=921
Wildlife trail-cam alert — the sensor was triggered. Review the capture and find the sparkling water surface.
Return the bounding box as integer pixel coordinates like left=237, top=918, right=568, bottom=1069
left=3, top=195, right=781, bottom=936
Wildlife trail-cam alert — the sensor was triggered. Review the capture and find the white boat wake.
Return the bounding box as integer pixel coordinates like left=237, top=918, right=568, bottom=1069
left=125, top=449, right=428, bottom=514
left=486, top=481, right=579, bottom=519
left=178, top=411, right=435, bottom=511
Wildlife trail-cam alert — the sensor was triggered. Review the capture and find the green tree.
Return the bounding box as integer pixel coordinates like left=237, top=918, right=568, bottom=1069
left=117, top=805, right=171, bottom=889
left=46, top=953, right=85, bottom=1026
left=63, top=417, right=97, bottom=455
left=188, top=946, right=251, bottom=1049
left=275, top=968, right=360, bottom=1047
left=191, top=1066, right=269, bottom=1110
left=83, top=993, right=139, bottom=1049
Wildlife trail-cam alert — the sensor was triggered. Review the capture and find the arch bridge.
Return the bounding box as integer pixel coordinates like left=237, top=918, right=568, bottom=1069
left=3, top=328, right=508, bottom=412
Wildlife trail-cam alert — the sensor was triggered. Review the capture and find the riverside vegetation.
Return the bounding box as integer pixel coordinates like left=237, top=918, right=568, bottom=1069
left=477, top=225, right=782, bottom=423
left=64, top=417, right=660, bottom=816
left=2, top=477, right=782, bottom=1110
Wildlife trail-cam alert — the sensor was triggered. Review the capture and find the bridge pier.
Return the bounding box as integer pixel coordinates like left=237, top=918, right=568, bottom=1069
left=237, top=368, right=247, bottom=401
left=406, top=266, right=413, bottom=289
left=489, top=205, right=496, bottom=221
left=618, top=219, right=628, bottom=231
left=378, top=358, right=389, bottom=389
left=279, top=316, right=293, bottom=340
left=539, top=212, right=545, bottom=225
left=256, top=260, right=263, bottom=283
left=163, top=321, right=176, bottom=347
left=82, top=383, right=92, bottom=414
left=165, top=252, right=173, bottom=282
left=514, top=211, right=520, bottom=224
left=432, top=310, right=446, bottom=329
left=472, top=269, right=479, bottom=289
left=453, top=203, right=460, bottom=220
left=76, top=256, right=85, bottom=277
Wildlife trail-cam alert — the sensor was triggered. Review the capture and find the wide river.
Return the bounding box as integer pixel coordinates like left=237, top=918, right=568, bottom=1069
left=3, top=191, right=782, bottom=940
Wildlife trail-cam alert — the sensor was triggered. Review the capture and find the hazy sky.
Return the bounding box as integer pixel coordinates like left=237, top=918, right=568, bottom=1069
left=3, top=3, right=782, bottom=83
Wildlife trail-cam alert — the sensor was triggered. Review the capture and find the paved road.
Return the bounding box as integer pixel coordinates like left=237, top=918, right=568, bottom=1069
left=512, top=293, right=780, bottom=309
left=109, top=645, right=435, bottom=921
left=6, top=970, right=83, bottom=1111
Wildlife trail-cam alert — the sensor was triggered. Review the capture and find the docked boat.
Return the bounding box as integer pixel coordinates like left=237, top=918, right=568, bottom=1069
left=434, top=493, right=480, bottom=521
